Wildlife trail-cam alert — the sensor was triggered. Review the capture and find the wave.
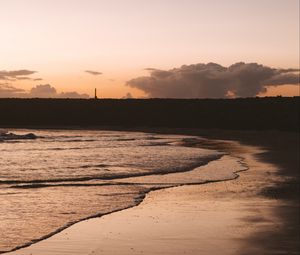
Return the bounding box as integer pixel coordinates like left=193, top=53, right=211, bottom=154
left=0, top=154, right=223, bottom=186
left=1, top=154, right=249, bottom=254
left=0, top=131, right=38, bottom=141
left=0, top=130, right=246, bottom=254
left=2, top=191, right=147, bottom=254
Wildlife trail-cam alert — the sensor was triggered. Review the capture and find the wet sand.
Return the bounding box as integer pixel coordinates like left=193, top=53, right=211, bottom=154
left=6, top=131, right=299, bottom=255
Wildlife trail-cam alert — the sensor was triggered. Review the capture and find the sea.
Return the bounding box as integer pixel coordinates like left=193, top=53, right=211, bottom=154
left=0, top=129, right=246, bottom=253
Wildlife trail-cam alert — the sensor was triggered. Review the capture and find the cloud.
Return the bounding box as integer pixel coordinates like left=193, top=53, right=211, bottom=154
left=15, top=77, right=32, bottom=80
left=0, top=70, right=36, bottom=81
left=59, top=91, right=89, bottom=98
left=29, top=84, right=89, bottom=98
left=0, top=84, right=26, bottom=97
left=263, top=73, right=299, bottom=86
left=85, top=70, right=103, bottom=76
left=0, top=84, right=89, bottom=98
left=127, top=62, right=299, bottom=98
left=29, top=84, right=57, bottom=97
left=122, top=92, right=133, bottom=99
left=0, top=69, right=89, bottom=98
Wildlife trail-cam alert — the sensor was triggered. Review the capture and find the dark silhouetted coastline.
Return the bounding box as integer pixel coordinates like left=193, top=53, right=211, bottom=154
left=0, top=97, right=299, bottom=131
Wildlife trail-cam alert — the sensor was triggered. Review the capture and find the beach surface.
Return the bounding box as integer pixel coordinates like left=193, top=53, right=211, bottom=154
left=6, top=130, right=299, bottom=255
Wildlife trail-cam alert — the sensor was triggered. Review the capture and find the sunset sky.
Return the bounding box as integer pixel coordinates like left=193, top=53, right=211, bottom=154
left=0, top=0, right=299, bottom=98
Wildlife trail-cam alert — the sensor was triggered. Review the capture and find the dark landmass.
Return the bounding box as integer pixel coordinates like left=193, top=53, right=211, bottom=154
left=0, top=97, right=299, bottom=131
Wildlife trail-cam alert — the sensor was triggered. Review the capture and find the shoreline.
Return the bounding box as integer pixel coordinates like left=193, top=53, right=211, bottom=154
left=4, top=129, right=299, bottom=254
left=2, top=136, right=246, bottom=254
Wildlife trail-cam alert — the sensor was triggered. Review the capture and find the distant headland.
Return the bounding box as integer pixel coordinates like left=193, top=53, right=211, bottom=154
left=0, top=97, right=298, bottom=131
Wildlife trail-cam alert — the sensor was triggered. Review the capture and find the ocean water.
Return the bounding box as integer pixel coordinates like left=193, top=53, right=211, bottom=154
left=0, top=129, right=245, bottom=253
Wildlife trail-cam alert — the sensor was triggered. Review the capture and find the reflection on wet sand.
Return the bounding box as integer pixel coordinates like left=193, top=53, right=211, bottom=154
left=7, top=131, right=299, bottom=255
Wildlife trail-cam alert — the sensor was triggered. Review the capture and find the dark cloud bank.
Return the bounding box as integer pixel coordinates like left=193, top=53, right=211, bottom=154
left=127, top=62, right=299, bottom=98
left=1, top=69, right=89, bottom=98
left=0, top=84, right=89, bottom=98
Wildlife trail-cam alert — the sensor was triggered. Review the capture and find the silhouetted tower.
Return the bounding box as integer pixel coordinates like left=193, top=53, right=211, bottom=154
left=94, top=88, right=98, bottom=99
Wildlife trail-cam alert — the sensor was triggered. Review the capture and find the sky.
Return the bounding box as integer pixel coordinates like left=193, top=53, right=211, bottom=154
left=0, top=0, right=299, bottom=98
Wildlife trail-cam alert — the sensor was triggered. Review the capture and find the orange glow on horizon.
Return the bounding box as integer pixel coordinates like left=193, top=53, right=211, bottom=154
left=259, top=84, right=299, bottom=97
left=0, top=0, right=299, bottom=98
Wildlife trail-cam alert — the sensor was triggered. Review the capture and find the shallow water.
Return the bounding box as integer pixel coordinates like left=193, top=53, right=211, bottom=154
left=0, top=129, right=244, bottom=253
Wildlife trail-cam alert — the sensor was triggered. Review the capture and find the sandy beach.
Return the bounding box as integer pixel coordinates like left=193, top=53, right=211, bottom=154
left=1, top=0, right=299, bottom=253
left=6, top=130, right=299, bottom=255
